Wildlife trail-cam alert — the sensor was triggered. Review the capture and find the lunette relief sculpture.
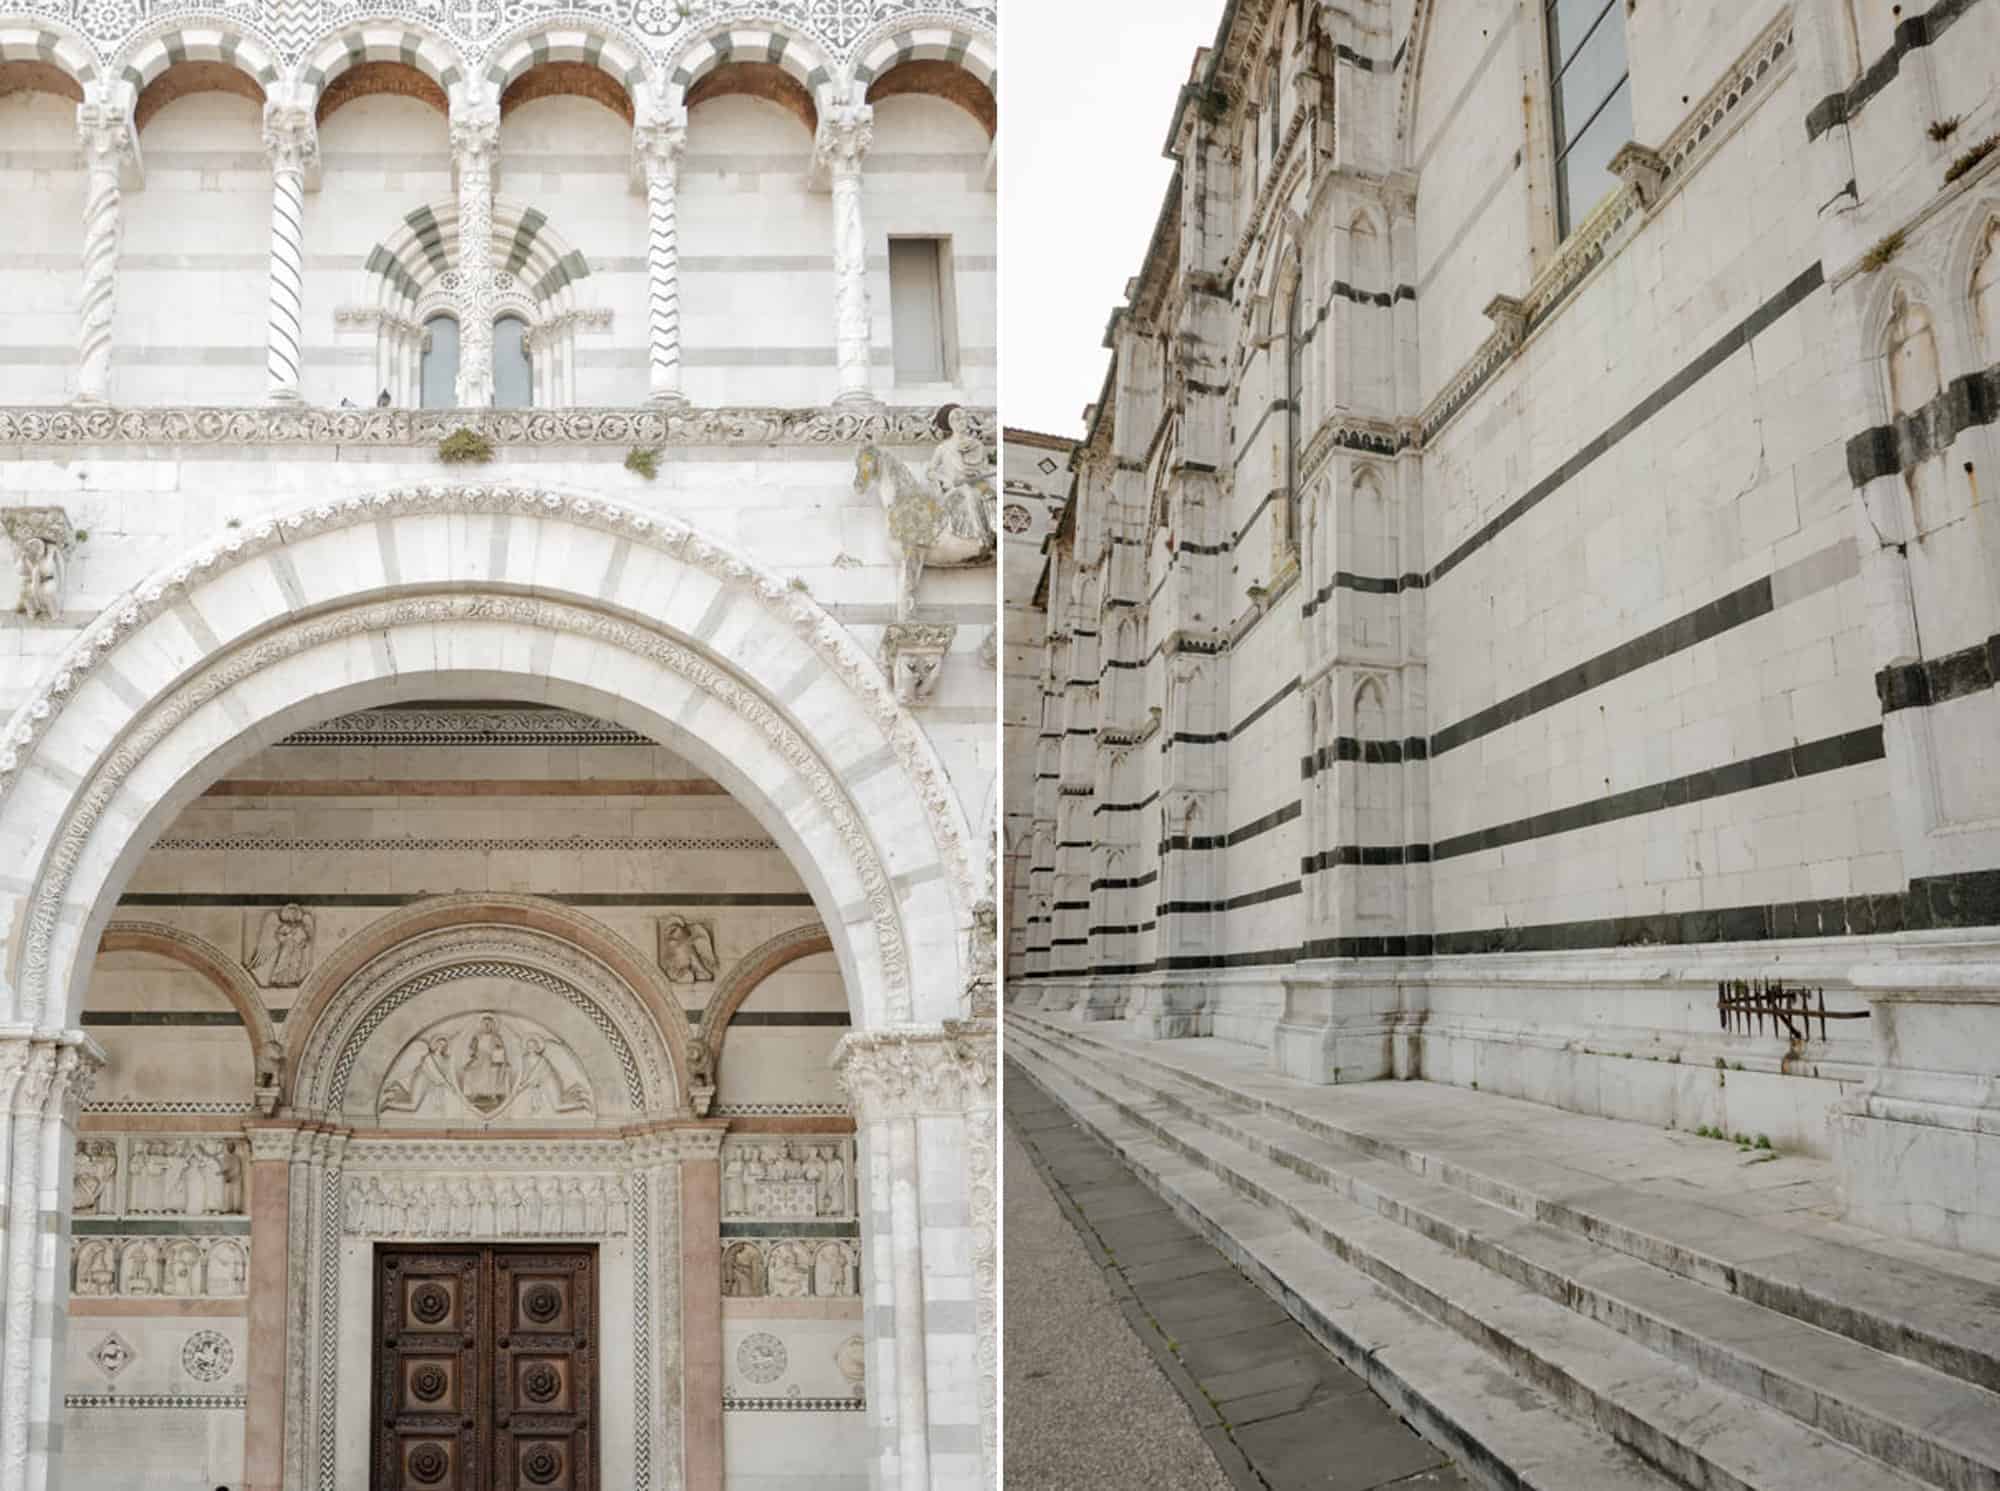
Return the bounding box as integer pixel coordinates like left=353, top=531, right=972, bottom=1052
left=377, top=1012, right=595, bottom=1121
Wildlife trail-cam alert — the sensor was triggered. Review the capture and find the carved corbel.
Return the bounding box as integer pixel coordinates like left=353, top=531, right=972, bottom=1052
left=4, top=506, right=76, bottom=621
left=881, top=622, right=956, bottom=706
left=1483, top=293, right=1528, bottom=350
left=1608, top=142, right=1667, bottom=207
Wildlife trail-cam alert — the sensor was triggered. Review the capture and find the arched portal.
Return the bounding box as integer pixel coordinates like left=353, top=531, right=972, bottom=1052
left=0, top=484, right=988, bottom=1491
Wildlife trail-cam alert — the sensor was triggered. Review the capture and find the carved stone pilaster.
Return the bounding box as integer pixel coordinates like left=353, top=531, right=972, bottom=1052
left=632, top=110, right=690, bottom=407
left=880, top=622, right=956, bottom=705
left=3, top=506, right=75, bottom=622
left=261, top=98, right=318, bottom=404
left=449, top=98, right=502, bottom=408
left=74, top=90, right=139, bottom=405
left=813, top=104, right=877, bottom=408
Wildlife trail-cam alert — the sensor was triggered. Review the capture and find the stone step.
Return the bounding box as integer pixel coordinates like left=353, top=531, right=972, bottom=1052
left=1004, top=1052, right=1688, bottom=1491
left=1008, top=1016, right=2000, bottom=1491
left=1008, top=1007, right=2000, bottom=1397
left=1009, top=1018, right=1949, bottom=1491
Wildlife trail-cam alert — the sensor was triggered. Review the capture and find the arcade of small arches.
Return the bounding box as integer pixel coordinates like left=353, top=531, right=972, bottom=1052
left=0, top=11, right=999, bottom=410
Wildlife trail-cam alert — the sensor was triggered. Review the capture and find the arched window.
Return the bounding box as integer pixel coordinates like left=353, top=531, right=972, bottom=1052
left=494, top=315, right=534, bottom=408
left=419, top=315, right=460, bottom=408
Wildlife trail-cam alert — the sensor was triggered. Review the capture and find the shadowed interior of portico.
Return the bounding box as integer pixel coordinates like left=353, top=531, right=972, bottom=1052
left=64, top=699, right=869, bottom=1491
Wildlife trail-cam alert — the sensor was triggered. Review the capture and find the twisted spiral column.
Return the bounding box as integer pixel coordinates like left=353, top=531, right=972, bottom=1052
left=262, top=104, right=316, bottom=403
left=815, top=103, right=878, bottom=407
left=74, top=102, right=134, bottom=405
left=635, top=114, right=689, bottom=406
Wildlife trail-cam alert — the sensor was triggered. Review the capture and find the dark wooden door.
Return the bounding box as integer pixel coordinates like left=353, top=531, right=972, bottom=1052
left=373, top=1244, right=597, bottom=1491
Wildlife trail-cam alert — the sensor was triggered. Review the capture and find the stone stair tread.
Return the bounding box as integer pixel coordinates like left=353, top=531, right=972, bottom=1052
left=1013, top=1027, right=1950, bottom=1491
left=1034, top=1027, right=2000, bottom=1474
left=1009, top=1012, right=2000, bottom=1389
left=1009, top=1052, right=1686, bottom=1491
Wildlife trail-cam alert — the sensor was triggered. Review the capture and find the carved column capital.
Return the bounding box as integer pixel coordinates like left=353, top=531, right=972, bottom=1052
left=631, top=113, right=687, bottom=186
left=449, top=100, right=502, bottom=173
left=671, top=1124, right=728, bottom=1163
left=261, top=101, right=319, bottom=180
left=246, top=1125, right=305, bottom=1164
left=75, top=93, right=140, bottom=186
left=812, top=102, right=874, bottom=178
left=833, top=1021, right=994, bottom=1123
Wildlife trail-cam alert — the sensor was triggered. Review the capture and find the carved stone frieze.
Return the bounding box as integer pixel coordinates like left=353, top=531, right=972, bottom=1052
left=376, top=1011, right=596, bottom=1121
left=338, top=1171, right=629, bottom=1238
left=71, top=1236, right=248, bottom=1298
left=833, top=1019, right=995, bottom=1122
left=3, top=505, right=75, bottom=621
left=720, top=1237, right=860, bottom=1299
left=0, top=404, right=991, bottom=450
left=74, top=1137, right=249, bottom=1216
left=720, top=1137, right=854, bottom=1220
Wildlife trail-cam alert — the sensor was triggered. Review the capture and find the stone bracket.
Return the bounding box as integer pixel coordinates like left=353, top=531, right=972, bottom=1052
left=881, top=622, right=956, bottom=705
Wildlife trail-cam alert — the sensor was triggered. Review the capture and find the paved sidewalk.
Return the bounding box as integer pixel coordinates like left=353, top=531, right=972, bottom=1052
left=1007, top=1059, right=1473, bottom=1491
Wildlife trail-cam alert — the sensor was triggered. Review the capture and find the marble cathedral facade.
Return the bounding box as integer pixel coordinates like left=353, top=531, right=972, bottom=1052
left=1009, top=0, right=2000, bottom=1263
left=0, top=3, right=998, bottom=1489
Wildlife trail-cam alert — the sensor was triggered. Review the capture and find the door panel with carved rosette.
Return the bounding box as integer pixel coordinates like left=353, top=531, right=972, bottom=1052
left=372, top=1245, right=597, bottom=1491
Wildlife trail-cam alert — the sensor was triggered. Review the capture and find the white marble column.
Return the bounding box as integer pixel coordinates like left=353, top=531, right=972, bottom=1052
left=633, top=110, right=690, bottom=406
left=73, top=92, right=139, bottom=405
left=814, top=103, right=878, bottom=408
left=0, top=1034, right=101, bottom=1491
left=449, top=96, right=501, bottom=408
left=261, top=101, right=317, bottom=403
left=835, top=1021, right=996, bottom=1491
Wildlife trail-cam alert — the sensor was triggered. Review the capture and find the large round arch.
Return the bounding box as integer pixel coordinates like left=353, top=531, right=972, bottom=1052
left=0, top=483, right=974, bottom=1041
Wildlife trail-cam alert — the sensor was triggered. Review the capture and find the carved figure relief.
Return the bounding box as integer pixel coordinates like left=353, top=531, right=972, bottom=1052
left=657, top=915, right=718, bottom=984
left=246, top=902, right=317, bottom=987
left=721, top=1139, right=855, bottom=1220
left=2, top=507, right=73, bottom=622
left=72, top=1139, right=117, bottom=1215
left=126, top=1139, right=247, bottom=1215
left=72, top=1235, right=250, bottom=1297
left=716, top=1237, right=859, bottom=1299
left=339, top=1172, right=628, bottom=1238
left=856, top=406, right=997, bottom=619
left=834, top=1334, right=866, bottom=1388
left=376, top=1012, right=594, bottom=1121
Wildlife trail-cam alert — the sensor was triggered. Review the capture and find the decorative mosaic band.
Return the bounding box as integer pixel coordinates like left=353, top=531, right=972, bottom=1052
left=65, top=1394, right=246, bottom=1411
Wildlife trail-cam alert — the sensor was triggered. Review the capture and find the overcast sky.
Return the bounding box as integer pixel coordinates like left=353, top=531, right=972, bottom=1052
left=1000, top=0, right=1225, bottom=439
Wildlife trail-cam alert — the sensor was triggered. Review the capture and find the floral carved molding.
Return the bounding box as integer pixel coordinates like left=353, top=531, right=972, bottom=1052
left=0, top=484, right=976, bottom=1027
left=0, top=404, right=991, bottom=448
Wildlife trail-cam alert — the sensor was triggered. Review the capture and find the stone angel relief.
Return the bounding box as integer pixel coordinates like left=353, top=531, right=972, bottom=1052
left=377, top=1012, right=595, bottom=1122
left=854, top=403, right=996, bottom=620
left=658, top=915, right=719, bottom=984
left=245, top=902, right=316, bottom=988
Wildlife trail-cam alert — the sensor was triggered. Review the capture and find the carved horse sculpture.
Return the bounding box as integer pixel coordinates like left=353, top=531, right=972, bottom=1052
left=854, top=408, right=996, bottom=619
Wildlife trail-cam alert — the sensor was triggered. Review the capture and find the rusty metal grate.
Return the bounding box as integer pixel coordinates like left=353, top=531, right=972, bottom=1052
left=1717, top=978, right=1870, bottom=1042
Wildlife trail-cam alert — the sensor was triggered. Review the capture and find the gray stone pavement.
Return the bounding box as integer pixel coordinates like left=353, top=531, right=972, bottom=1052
left=1007, top=1059, right=1474, bottom=1491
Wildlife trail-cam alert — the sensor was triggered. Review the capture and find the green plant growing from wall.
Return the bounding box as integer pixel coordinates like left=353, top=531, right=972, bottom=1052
left=438, top=428, right=495, bottom=464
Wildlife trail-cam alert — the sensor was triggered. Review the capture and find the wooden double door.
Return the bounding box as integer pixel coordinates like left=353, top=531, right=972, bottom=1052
left=372, top=1244, right=598, bottom=1491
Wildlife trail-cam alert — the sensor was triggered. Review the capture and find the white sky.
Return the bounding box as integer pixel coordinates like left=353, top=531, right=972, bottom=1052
left=1000, top=0, right=1226, bottom=439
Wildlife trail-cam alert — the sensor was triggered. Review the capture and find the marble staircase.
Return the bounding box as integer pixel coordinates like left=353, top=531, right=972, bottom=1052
left=1006, top=1007, right=2000, bottom=1491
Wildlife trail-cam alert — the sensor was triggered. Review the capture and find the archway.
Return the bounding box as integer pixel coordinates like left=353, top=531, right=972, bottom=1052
left=0, top=484, right=987, bottom=1491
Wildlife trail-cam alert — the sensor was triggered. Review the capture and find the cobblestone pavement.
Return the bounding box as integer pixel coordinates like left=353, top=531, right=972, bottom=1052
left=1007, top=1060, right=1474, bottom=1491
